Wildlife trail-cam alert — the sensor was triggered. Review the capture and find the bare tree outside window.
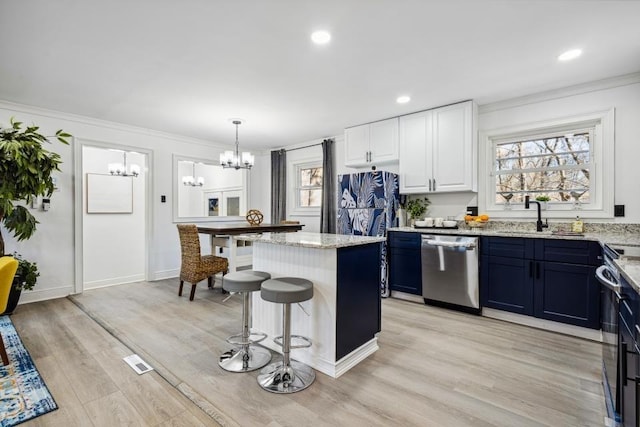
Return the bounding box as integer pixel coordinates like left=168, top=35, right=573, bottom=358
left=495, top=130, right=591, bottom=205
left=299, top=166, right=323, bottom=207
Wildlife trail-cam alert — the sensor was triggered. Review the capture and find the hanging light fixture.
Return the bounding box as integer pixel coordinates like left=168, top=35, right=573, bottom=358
left=182, top=162, right=204, bottom=187
left=220, top=119, right=254, bottom=170
left=108, top=151, right=140, bottom=177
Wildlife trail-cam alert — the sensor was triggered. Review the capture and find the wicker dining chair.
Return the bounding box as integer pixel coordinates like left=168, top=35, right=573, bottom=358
left=177, top=224, right=229, bottom=301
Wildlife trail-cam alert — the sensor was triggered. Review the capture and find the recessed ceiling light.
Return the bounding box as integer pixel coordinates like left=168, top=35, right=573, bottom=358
left=311, top=30, right=331, bottom=45
left=558, top=49, right=582, bottom=61
left=396, top=95, right=411, bottom=104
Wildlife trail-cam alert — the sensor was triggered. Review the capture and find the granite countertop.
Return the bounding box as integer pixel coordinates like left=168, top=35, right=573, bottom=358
left=389, top=223, right=640, bottom=290
left=388, top=226, right=640, bottom=247
left=235, top=232, right=386, bottom=249
left=614, top=259, right=640, bottom=293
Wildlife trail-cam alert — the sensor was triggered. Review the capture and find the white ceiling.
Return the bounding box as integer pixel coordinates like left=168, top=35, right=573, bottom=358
left=1, top=1, right=639, bottom=150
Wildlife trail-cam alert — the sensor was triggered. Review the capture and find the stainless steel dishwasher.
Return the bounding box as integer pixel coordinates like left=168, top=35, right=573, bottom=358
left=421, top=235, right=479, bottom=312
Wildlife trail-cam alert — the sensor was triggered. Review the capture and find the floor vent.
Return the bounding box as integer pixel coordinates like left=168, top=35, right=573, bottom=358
left=123, top=354, right=154, bottom=375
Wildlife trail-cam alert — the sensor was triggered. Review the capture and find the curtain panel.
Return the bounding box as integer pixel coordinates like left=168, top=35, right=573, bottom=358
left=270, top=149, right=287, bottom=224
left=320, top=138, right=336, bottom=233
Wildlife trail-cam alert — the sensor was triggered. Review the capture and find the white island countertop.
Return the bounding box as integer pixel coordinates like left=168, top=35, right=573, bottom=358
left=235, top=231, right=385, bottom=249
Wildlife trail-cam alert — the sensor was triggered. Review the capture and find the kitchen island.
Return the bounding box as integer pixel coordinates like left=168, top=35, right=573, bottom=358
left=235, top=232, right=385, bottom=378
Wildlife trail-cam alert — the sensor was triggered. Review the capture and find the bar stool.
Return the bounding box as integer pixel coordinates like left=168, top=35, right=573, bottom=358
left=218, top=270, right=272, bottom=372
left=257, top=277, right=315, bottom=393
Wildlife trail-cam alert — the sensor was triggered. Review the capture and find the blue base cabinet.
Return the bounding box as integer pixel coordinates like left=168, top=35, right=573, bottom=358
left=481, top=255, right=533, bottom=315
left=481, top=237, right=601, bottom=329
left=388, top=232, right=422, bottom=295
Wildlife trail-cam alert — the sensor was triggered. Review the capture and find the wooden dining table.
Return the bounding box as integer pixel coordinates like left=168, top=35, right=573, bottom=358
left=196, top=222, right=304, bottom=272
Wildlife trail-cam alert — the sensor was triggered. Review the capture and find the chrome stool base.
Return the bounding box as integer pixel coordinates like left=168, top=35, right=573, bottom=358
left=257, top=359, right=316, bottom=393
left=218, top=345, right=272, bottom=372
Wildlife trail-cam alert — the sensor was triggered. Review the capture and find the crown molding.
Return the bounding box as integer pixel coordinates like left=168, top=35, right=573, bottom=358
left=478, top=71, right=640, bottom=114
left=0, top=99, right=231, bottom=150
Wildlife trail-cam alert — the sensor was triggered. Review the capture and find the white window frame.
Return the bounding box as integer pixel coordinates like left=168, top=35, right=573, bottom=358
left=478, top=109, right=614, bottom=219
left=290, top=160, right=323, bottom=216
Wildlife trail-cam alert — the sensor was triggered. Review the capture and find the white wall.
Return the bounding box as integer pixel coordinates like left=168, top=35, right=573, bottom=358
left=0, top=100, right=244, bottom=304
left=479, top=79, right=640, bottom=223
left=82, top=147, right=146, bottom=288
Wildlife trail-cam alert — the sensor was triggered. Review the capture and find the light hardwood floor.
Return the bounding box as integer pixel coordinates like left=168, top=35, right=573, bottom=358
left=12, top=279, right=606, bottom=426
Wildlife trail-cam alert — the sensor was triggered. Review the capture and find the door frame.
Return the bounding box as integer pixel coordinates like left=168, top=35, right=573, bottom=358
left=73, top=138, right=153, bottom=294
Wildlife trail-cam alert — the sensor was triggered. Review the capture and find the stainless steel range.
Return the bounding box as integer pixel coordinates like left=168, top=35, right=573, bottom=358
left=597, top=243, right=640, bottom=424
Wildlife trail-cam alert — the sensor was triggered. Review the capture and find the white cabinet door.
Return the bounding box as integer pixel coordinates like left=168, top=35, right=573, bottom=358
left=431, top=101, right=474, bottom=192
left=398, top=101, right=475, bottom=194
left=369, top=118, right=399, bottom=164
left=399, top=111, right=432, bottom=193
left=344, top=124, right=370, bottom=167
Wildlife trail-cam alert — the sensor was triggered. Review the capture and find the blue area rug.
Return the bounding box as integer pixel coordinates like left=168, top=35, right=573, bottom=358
left=0, top=315, right=57, bottom=426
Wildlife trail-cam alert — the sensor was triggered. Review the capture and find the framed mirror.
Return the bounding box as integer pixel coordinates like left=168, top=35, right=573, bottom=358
left=173, top=154, right=249, bottom=222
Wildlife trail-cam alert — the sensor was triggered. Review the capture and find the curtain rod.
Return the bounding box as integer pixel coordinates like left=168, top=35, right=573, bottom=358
left=280, top=138, right=334, bottom=153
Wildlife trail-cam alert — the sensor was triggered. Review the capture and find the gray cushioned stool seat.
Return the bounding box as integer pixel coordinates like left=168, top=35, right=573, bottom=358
left=260, top=277, right=313, bottom=304
left=223, top=270, right=271, bottom=293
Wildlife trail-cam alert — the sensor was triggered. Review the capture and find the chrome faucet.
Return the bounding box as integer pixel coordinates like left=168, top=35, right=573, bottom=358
left=524, top=195, right=548, bottom=232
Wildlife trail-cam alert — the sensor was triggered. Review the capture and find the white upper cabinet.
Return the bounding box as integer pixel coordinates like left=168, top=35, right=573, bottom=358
left=344, top=118, right=398, bottom=167
left=399, top=100, right=476, bottom=194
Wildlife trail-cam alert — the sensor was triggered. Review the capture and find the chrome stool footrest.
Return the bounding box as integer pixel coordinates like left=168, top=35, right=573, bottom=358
left=218, top=345, right=272, bottom=373
left=226, top=330, right=268, bottom=346
left=257, top=360, right=316, bottom=394
left=273, top=334, right=312, bottom=349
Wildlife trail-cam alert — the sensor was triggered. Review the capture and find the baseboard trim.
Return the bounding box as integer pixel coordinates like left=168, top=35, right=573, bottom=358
left=19, top=286, right=74, bottom=305
left=150, top=269, right=179, bottom=281
left=390, top=291, right=424, bottom=304
left=482, top=308, right=602, bottom=342
left=84, top=274, right=145, bottom=290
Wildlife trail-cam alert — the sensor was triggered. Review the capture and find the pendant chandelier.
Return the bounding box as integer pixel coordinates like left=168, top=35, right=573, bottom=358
left=220, top=119, right=254, bottom=170
left=108, top=151, right=140, bottom=177
left=182, top=162, right=204, bottom=187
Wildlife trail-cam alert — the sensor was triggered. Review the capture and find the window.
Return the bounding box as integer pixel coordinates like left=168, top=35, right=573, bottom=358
left=297, top=163, right=323, bottom=208
left=494, top=129, right=592, bottom=205
left=480, top=109, right=614, bottom=218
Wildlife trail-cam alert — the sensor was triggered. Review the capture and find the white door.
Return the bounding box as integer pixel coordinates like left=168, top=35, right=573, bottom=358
left=431, top=101, right=474, bottom=192
left=369, top=118, right=399, bottom=164
left=344, top=124, right=370, bottom=167
left=399, top=111, right=432, bottom=193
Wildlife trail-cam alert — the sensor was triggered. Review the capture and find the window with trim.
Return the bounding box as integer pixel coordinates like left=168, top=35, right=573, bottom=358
left=481, top=109, right=613, bottom=218
left=296, top=163, right=323, bottom=209
left=494, top=128, right=592, bottom=205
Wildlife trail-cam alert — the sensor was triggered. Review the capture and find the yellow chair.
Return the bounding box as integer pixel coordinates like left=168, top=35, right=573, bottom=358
left=177, top=224, right=229, bottom=300
left=0, top=256, right=19, bottom=365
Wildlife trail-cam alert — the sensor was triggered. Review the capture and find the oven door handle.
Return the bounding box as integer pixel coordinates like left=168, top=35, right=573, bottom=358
left=596, top=265, right=621, bottom=293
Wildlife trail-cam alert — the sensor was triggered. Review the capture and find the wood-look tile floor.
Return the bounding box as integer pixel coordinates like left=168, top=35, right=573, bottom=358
left=12, top=279, right=606, bottom=426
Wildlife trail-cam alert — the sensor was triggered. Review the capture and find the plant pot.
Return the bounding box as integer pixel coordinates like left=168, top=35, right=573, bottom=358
left=1, top=285, right=21, bottom=315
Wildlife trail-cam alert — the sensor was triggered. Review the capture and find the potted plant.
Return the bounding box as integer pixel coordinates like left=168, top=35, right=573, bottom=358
left=535, top=195, right=551, bottom=210
left=406, top=197, right=430, bottom=224
left=2, top=253, right=39, bottom=315
left=0, top=118, right=70, bottom=311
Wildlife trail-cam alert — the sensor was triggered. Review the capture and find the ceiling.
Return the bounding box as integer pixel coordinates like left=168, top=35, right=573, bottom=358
left=1, top=1, right=639, bottom=150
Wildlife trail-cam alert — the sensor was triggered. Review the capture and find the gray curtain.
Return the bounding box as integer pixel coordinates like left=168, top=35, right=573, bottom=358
left=320, top=138, right=336, bottom=233
left=270, top=149, right=287, bottom=224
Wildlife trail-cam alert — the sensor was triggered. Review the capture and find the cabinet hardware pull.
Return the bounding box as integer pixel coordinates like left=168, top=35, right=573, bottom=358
left=368, top=151, right=371, bottom=162
left=433, top=179, right=436, bottom=191
left=621, top=341, right=628, bottom=386
left=428, top=179, right=431, bottom=191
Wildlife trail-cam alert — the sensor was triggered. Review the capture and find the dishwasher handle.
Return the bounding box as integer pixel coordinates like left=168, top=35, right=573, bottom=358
left=596, top=265, right=621, bottom=293
left=421, top=237, right=476, bottom=250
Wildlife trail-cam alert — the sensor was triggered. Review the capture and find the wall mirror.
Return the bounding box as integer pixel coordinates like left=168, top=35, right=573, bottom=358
left=173, top=155, right=249, bottom=222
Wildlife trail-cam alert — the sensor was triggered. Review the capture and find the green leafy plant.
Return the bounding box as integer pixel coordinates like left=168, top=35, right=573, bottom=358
left=406, top=197, right=430, bottom=219
left=535, top=195, right=551, bottom=202
left=11, top=252, right=39, bottom=291
left=0, top=117, right=70, bottom=256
